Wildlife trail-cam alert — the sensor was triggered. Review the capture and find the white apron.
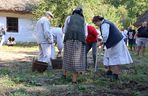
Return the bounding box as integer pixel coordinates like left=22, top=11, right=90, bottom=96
left=103, top=39, right=133, bottom=66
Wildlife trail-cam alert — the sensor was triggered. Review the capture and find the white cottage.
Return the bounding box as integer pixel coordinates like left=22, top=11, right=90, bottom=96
left=0, top=0, right=39, bottom=42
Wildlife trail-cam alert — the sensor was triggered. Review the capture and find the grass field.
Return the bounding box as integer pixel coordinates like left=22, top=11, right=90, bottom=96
left=0, top=44, right=148, bottom=96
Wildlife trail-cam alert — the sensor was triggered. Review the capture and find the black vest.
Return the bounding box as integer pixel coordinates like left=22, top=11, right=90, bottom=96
left=100, top=20, right=123, bottom=49
left=64, top=14, right=86, bottom=44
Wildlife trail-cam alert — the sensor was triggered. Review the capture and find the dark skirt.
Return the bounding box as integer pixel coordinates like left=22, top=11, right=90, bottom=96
left=63, top=40, right=86, bottom=72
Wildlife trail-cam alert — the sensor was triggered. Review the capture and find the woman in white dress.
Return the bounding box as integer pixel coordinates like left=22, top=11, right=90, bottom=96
left=92, top=16, right=133, bottom=80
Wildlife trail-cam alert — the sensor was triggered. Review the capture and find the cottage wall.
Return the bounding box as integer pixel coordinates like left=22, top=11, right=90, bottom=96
left=0, top=12, right=36, bottom=42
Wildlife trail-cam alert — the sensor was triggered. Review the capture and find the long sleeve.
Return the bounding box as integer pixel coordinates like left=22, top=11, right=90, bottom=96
left=51, top=27, right=64, bottom=50
left=100, top=23, right=110, bottom=43
left=57, top=34, right=63, bottom=50
left=56, top=28, right=64, bottom=50
left=42, top=19, right=53, bottom=43
left=96, top=29, right=102, bottom=40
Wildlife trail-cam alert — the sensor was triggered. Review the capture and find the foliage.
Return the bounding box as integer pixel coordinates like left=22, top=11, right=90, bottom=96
left=33, top=0, right=83, bottom=26
left=103, top=0, right=148, bottom=27
left=33, top=0, right=147, bottom=29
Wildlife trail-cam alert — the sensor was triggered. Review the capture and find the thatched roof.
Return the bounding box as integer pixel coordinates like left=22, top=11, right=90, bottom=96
left=0, top=0, right=39, bottom=13
left=134, top=10, right=148, bottom=27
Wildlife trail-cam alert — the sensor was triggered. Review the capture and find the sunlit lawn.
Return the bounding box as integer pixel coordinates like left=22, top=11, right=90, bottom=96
left=0, top=43, right=148, bottom=96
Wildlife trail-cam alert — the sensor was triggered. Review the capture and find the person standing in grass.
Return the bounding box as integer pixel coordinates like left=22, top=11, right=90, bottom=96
left=136, top=22, right=148, bottom=56
left=120, top=28, right=128, bottom=45
left=0, top=27, right=6, bottom=46
left=127, top=27, right=136, bottom=51
left=50, top=26, right=64, bottom=58
left=92, top=16, right=133, bottom=80
left=35, top=11, right=54, bottom=69
left=63, top=7, right=88, bottom=83
left=86, top=25, right=99, bottom=69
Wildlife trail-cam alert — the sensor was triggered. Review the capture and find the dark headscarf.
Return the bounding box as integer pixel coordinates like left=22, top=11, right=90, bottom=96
left=72, top=7, right=84, bottom=17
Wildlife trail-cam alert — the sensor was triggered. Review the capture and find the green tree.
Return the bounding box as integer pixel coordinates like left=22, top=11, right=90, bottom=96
left=33, top=0, right=83, bottom=25
left=33, top=0, right=147, bottom=28
left=103, top=0, right=148, bottom=27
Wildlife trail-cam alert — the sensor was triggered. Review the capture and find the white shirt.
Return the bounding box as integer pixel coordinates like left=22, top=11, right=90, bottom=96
left=35, top=17, right=53, bottom=44
left=121, top=30, right=128, bottom=39
left=96, top=29, right=103, bottom=40
left=63, top=16, right=88, bottom=37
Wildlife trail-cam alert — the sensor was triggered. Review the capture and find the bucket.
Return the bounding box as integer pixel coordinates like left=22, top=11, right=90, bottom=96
left=32, top=59, right=48, bottom=73
left=51, top=57, right=63, bottom=69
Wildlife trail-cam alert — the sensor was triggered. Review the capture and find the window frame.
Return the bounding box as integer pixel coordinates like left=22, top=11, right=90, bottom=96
left=7, top=17, right=18, bottom=32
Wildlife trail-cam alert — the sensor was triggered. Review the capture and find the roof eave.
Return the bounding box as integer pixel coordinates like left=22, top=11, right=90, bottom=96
left=0, top=9, right=32, bottom=14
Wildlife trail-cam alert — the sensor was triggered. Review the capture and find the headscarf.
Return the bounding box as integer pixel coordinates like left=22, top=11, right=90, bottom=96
left=72, top=7, right=84, bottom=17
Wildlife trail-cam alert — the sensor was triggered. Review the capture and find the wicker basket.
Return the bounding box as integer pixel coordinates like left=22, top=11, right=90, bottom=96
left=51, top=57, right=63, bottom=69
left=32, top=59, right=48, bottom=73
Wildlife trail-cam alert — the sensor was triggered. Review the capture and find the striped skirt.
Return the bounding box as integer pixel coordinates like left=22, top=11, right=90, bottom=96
left=63, top=40, right=86, bottom=72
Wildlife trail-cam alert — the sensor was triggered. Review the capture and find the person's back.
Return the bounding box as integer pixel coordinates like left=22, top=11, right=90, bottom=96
left=63, top=7, right=87, bottom=83
left=64, top=13, right=86, bottom=44
left=137, top=26, right=148, bottom=38
left=51, top=27, right=63, bottom=40
left=51, top=27, right=64, bottom=49
left=136, top=22, right=148, bottom=56
left=86, top=25, right=99, bottom=69
left=86, top=25, right=98, bottom=44
left=35, top=17, right=50, bottom=44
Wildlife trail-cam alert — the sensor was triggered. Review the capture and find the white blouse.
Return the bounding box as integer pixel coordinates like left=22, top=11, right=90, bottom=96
left=100, top=21, right=110, bottom=43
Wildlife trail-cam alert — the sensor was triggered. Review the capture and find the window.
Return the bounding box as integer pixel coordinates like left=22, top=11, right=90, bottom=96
left=7, top=17, right=18, bottom=32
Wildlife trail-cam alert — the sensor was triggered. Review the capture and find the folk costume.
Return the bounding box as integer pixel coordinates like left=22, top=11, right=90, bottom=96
left=100, top=20, right=133, bottom=66
left=62, top=7, right=88, bottom=83
left=35, top=11, right=54, bottom=67
left=92, top=16, right=133, bottom=80
left=63, top=14, right=88, bottom=72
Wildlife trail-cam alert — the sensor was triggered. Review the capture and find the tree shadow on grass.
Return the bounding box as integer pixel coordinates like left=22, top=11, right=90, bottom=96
left=0, top=50, right=148, bottom=96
